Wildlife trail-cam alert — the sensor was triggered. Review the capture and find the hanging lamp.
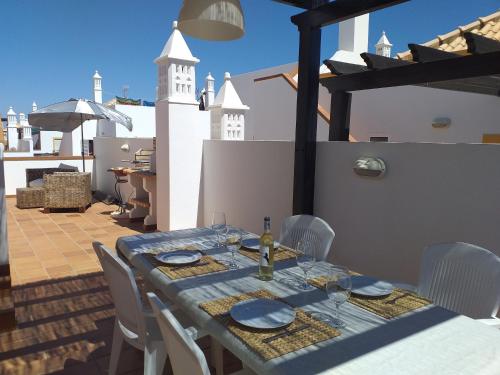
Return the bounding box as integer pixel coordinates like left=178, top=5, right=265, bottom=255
left=178, top=0, right=245, bottom=41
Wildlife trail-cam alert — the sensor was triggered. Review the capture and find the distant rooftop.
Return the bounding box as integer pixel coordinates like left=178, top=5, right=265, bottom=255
left=397, top=10, right=500, bottom=59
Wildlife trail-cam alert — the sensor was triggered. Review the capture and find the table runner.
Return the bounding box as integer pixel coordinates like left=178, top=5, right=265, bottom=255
left=309, top=276, right=431, bottom=319
left=239, top=246, right=297, bottom=263
left=199, top=289, right=341, bottom=361
left=142, top=253, right=228, bottom=280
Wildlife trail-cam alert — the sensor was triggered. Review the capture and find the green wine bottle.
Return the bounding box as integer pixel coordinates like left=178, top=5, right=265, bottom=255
left=259, top=216, right=274, bottom=281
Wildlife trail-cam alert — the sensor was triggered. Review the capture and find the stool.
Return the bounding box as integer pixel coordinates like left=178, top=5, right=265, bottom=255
left=16, top=187, right=45, bottom=209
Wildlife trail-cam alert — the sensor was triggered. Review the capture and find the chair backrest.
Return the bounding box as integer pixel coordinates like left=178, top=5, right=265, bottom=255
left=147, top=292, right=210, bottom=375
left=418, top=242, right=500, bottom=319
left=279, top=215, right=335, bottom=261
left=25, top=167, right=76, bottom=185
left=93, top=241, right=147, bottom=341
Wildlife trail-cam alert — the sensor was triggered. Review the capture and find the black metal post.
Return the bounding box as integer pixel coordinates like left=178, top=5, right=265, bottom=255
left=329, top=91, right=352, bottom=141
left=292, top=24, right=322, bottom=215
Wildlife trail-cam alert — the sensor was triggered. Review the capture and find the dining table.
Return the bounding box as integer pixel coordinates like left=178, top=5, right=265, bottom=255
left=116, top=227, right=500, bottom=375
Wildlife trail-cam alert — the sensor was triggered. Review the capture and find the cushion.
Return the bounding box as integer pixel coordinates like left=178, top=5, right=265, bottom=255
left=28, top=178, right=44, bottom=188
left=58, top=163, right=78, bottom=171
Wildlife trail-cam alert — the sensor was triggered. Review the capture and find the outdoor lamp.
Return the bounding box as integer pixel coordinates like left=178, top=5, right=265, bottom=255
left=353, top=157, right=386, bottom=178
left=178, top=0, right=245, bottom=41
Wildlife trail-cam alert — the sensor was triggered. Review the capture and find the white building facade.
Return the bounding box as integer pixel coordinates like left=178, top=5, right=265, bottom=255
left=230, top=13, right=500, bottom=144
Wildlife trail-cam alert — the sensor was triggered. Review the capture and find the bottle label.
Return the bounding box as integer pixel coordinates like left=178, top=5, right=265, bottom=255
left=260, top=246, right=270, bottom=266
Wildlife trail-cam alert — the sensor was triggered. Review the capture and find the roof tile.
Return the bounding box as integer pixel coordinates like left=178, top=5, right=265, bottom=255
left=397, top=10, right=500, bottom=60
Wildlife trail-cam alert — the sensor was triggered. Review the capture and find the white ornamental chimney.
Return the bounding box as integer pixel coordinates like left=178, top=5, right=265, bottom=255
left=210, top=72, right=249, bottom=141
left=205, top=72, right=215, bottom=109
left=19, top=113, right=31, bottom=137
left=93, top=70, right=103, bottom=104
left=375, top=31, right=393, bottom=57
left=154, top=20, right=200, bottom=104
left=7, top=107, right=16, bottom=126
left=320, top=14, right=369, bottom=72
left=32, top=101, right=38, bottom=112
left=6, top=107, right=18, bottom=151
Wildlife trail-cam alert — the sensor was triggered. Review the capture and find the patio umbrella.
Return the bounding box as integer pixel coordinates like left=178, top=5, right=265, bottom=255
left=28, top=98, right=133, bottom=171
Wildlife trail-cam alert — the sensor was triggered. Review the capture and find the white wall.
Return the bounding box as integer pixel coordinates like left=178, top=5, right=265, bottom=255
left=349, top=86, right=500, bottom=142
left=231, top=63, right=295, bottom=140
left=114, top=104, right=156, bottom=138
left=315, top=141, right=500, bottom=284
left=59, top=122, right=97, bottom=156
left=231, top=63, right=330, bottom=141
left=3, top=157, right=93, bottom=195
left=252, top=77, right=329, bottom=141
left=93, top=137, right=154, bottom=198
left=0, top=145, right=8, bottom=266
left=202, top=140, right=294, bottom=234
left=39, top=130, right=62, bottom=154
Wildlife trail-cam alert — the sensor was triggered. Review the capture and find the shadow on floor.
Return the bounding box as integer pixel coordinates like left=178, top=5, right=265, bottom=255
left=0, top=271, right=242, bottom=375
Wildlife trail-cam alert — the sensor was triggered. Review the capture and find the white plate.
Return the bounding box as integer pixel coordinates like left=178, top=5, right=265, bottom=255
left=155, top=250, right=202, bottom=266
left=230, top=298, right=296, bottom=329
left=351, top=275, right=394, bottom=297
left=241, top=238, right=280, bottom=251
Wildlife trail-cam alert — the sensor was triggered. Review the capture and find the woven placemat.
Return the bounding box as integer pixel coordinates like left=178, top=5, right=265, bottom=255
left=143, top=251, right=228, bottom=280
left=309, top=276, right=431, bottom=319
left=199, top=289, right=340, bottom=361
left=239, top=246, right=297, bottom=263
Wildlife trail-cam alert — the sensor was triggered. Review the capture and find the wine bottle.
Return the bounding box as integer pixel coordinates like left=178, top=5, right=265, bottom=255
left=259, top=216, right=274, bottom=281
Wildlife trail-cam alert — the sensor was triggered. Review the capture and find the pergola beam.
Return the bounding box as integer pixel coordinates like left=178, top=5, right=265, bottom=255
left=323, top=60, right=367, bottom=75
left=271, top=0, right=322, bottom=9
left=409, top=44, right=459, bottom=62
left=321, top=50, right=500, bottom=92
left=291, top=0, right=409, bottom=29
left=361, top=52, right=412, bottom=70
left=465, top=32, right=500, bottom=54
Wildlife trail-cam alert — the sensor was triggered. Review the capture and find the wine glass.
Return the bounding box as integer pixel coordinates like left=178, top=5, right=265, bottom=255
left=295, top=240, right=316, bottom=290
left=325, top=266, right=352, bottom=328
left=226, top=228, right=242, bottom=269
left=211, top=212, right=227, bottom=247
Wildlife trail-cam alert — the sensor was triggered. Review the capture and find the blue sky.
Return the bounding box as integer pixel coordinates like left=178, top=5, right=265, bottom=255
left=1, top=0, right=498, bottom=115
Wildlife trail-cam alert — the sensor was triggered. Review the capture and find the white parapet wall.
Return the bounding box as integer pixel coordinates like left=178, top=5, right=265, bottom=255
left=315, top=141, right=500, bottom=284
left=93, top=137, right=154, bottom=199
left=202, top=140, right=294, bottom=234
left=3, top=156, right=94, bottom=196
left=0, top=144, right=8, bottom=266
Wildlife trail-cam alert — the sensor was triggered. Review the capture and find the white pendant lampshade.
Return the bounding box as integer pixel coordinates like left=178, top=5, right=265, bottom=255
left=178, top=0, right=245, bottom=41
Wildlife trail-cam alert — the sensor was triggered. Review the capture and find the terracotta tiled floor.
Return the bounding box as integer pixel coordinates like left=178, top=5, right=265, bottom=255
left=6, top=198, right=144, bottom=286
left=1, top=198, right=241, bottom=374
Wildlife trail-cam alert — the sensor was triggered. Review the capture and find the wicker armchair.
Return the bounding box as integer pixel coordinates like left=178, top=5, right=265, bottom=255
left=44, top=172, right=91, bottom=213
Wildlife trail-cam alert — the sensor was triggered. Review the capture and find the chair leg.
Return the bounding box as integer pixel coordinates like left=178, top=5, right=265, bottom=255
left=109, top=319, right=124, bottom=375
left=210, top=337, right=224, bottom=375
left=144, top=339, right=167, bottom=375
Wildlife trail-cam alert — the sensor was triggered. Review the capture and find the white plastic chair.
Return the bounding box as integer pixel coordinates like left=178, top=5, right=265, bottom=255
left=417, top=242, right=500, bottom=319
left=279, top=215, right=335, bottom=261
left=93, top=241, right=167, bottom=375
left=147, top=292, right=255, bottom=375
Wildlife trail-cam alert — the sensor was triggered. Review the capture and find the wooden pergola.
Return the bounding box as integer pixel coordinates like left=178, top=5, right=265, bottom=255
left=274, top=0, right=500, bottom=215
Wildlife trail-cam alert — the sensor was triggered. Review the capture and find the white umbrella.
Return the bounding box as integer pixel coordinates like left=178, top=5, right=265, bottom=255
left=29, top=98, right=133, bottom=171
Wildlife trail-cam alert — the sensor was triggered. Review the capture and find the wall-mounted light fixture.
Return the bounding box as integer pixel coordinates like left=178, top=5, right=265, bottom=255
left=353, top=157, right=386, bottom=178
left=120, top=143, right=130, bottom=152
left=432, top=117, right=451, bottom=128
